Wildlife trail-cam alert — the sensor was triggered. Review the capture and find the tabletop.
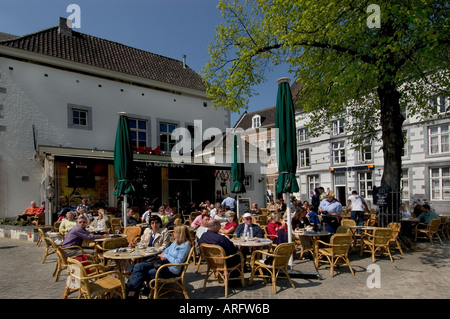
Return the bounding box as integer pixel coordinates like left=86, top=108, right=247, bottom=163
left=401, top=218, right=419, bottom=222
left=94, top=234, right=127, bottom=242
left=294, top=230, right=331, bottom=237
left=230, top=237, right=273, bottom=248
left=103, top=247, right=158, bottom=260
left=344, top=226, right=377, bottom=230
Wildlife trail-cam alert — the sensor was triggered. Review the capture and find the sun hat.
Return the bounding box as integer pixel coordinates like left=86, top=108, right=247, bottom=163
left=242, top=212, right=252, bottom=218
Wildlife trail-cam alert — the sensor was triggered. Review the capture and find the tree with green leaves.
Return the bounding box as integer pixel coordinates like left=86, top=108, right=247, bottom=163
left=202, top=0, right=449, bottom=194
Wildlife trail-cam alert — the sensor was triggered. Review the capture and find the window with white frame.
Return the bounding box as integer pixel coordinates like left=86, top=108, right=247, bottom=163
left=67, top=104, right=92, bottom=130
left=401, top=169, right=409, bottom=200
left=159, top=122, right=177, bottom=152
left=331, top=119, right=345, bottom=135
left=358, top=172, right=373, bottom=198
left=332, top=141, right=346, bottom=164
left=297, top=127, right=308, bottom=142
left=244, top=175, right=253, bottom=190
left=308, top=175, right=320, bottom=197
left=298, top=149, right=310, bottom=168
left=429, top=124, right=449, bottom=154
left=402, top=130, right=408, bottom=157
left=252, top=115, right=261, bottom=128
left=430, top=95, right=448, bottom=114
left=430, top=167, right=450, bottom=200
left=358, top=138, right=373, bottom=162
left=129, top=118, right=148, bottom=148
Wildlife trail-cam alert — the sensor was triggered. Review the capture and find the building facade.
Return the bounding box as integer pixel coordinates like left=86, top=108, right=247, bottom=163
left=0, top=18, right=232, bottom=221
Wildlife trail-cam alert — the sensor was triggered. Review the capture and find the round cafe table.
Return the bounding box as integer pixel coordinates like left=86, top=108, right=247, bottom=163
left=103, top=248, right=159, bottom=278
left=230, top=237, right=273, bottom=249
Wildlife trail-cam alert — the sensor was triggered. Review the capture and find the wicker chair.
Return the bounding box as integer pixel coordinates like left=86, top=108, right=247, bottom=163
left=148, top=246, right=195, bottom=299
left=415, top=219, right=442, bottom=245
left=256, top=215, right=268, bottom=226
left=39, top=228, right=61, bottom=263
left=297, top=234, right=314, bottom=260
left=315, top=234, right=354, bottom=277
left=249, top=242, right=296, bottom=294
left=360, top=228, right=393, bottom=262
left=437, top=216, right=447, bottom=240
left=387, top=222, right=404, bottom=255
left=365, top=213, right=378, bottom=227
left=66, top=257, right=126, bottom=299
left=94, top=237, right=129, bottom=266
left=341, top=219, right=356, bottom=227
left=123, top=226, right=142, bottom=245
left=200, top=244, right=246, bottom=298
left=110, top=218, right=123, bottom=234
left=54, top=245, right=94, bottom=283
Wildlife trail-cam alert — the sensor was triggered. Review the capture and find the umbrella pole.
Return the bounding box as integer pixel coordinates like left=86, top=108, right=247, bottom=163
left=123, top=194, right=128, bottom=228
left=286, top=192, right=294, bottom=267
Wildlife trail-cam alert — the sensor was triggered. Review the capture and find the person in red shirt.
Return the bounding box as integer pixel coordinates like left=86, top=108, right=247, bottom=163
left=266, top=212, right=288, bottom=244
left=17, top=201, right=42, bottom=221
left=220, top=211, right=238, bottom=236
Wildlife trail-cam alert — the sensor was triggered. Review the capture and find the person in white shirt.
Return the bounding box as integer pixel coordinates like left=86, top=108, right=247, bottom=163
left=400, top=203, right=412, bottom=219
left=346, top=191, right=370, bottom=226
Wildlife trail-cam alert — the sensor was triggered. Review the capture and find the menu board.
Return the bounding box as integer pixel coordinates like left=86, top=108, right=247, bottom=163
left=238, top=198, right=251, bottom=217
left=373, top=186, right=390, bottom=207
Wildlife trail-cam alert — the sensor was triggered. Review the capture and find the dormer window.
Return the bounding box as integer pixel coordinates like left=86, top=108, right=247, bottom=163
left=252, top=115, right=261, bottom=128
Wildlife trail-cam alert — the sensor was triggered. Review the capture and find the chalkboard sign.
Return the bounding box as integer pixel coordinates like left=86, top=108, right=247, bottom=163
left=373, top=186, right=391, bottom=207
left=237, top=198, right=251, bottom=218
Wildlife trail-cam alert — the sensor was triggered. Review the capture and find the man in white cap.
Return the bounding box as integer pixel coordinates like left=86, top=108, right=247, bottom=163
left=233, top=212, right=264, bottom=270
left=234, top=212, right=264, bottom=239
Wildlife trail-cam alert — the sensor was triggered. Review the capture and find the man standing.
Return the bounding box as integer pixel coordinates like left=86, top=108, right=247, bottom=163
left=311, top=187, right=325, bottom=209
left=221, top=194, right=236, bottom=212
left=346, top=191, right=370, bottom=226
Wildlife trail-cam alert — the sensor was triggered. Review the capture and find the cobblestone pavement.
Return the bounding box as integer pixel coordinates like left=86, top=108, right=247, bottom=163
left=0, top=236, right=449, bottom=300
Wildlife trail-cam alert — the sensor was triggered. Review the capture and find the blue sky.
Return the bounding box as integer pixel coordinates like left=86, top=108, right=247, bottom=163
left=0, top=0, right=291, bottom=125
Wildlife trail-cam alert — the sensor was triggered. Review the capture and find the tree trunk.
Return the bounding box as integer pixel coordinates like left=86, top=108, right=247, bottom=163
left=378, top=82, right=404, bottom=192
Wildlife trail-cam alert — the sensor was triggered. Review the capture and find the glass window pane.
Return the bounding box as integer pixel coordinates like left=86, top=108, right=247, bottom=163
left=138, top=132, right=146, bottom=142
left=73, top=118, right=79, bottom=125
left=169, top=124, right=176, bottom=133
left=138, top=120, right=146, bottom=130
left=160, top=123, right=167, bottom=133
left=431, top=168, right=440, bottom=178
left=129, top=120, right=136, bottom=129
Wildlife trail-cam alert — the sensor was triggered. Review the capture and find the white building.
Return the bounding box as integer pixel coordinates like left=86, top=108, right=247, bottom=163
left=294, top=96, right=450, bottom=215
left=0, top=18, right=233, bottom=221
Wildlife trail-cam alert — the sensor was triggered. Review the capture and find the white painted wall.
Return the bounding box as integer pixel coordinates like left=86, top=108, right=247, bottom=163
left=0, top=56, right=230, bottom=218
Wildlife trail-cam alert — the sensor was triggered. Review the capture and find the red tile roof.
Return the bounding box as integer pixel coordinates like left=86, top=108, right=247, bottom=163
left=0, top=20, right=206, bottom=92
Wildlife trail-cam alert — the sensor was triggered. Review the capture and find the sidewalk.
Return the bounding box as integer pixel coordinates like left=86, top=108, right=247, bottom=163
left=0, top=236, right=449, bottom=299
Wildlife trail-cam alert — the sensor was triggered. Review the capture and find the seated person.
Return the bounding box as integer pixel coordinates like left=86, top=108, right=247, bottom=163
left=400, top=203, right=412, bottom=219
left=416, top=204, right=440, bottom=228
left=190, top=209, right=210, bottom=229
left=17, top=201, right=42, bottom=221
left=250, top=203, right=262, bottom=216
left=77, top=208, right=93, bottom=224
left=318, top=192, right=342, bottom=233
left=198, top=219, right=241, bottom=267
left=61, top=215, right=108, bottom=257
left=126, top=208, right=139, bottom=226
left=194, top=212, right=211, bottom=240
left=276, top=199, right=287, bottom=212
left=234, top=212, right=265, bottom=263
left=266, top=199, right=277, bottom=212
left=220, top=212, right=238, bottom=236
left=76, top=199, right=91, bottom=215
left=234, top=213, right=265, bottom=239
left=133, top=215, right=171, bottom=252
left=59, top=211, right=77, bottom=236
left=211, top=207, right=228, bottom=226
left=266, top=212, right=288, bottom=244
left=307, top=206, right=321, bottom=230
left=292, top=208, right=310, bottom=230
left=88, top=209, right=110, bottom=233
left=157, top=206, right=170, bottom=227
left=126, top=225, right=192, bottom=299
left=209, top=202, right=222, bottom=219
left=141, top=207, right=152, bottom=224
